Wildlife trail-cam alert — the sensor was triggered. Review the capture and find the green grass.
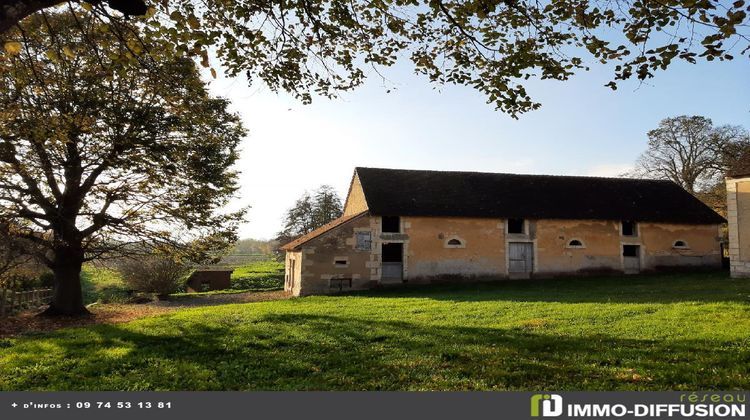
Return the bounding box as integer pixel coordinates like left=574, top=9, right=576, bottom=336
left=80, top=265, right=130, bottom=304
left=2, top=271, right=749, bottom=391
left=229, top=260, right=284, bottom=291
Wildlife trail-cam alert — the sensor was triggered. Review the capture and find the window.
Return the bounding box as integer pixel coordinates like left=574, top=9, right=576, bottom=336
left=334, top=258, right=348, bottom=267
left=382, top=216, right=400, bottom=233
left=622, top=245, right=639, bottom=257
left=621, top=221, right=637, bottom=237
left=673, top=240, right=689, bottom=249
left=508, top=218, right=525, bottom=234
left=355, top=231, right=371, bottom=250
left=445, top=237, right=465, bottom=248
left=567, top=239, right=585, bottom=248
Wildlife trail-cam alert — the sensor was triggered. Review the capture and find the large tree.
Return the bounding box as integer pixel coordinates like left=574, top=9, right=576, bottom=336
left=0, top=12, right=245, bottom=315
left=1, top=1, right=749, bottom=117
left=277, top=185, right=343, bottom=244
left=630, top=116, right=749, bottom=195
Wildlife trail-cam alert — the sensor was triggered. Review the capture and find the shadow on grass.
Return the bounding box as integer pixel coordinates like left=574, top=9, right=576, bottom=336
left=3, top=311, right=748, bottom=391
left=344, top=271, right=750, bottom=304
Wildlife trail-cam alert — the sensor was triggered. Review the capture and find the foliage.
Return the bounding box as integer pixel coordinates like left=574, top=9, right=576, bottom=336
left=229, top=260, right=284, bottom=291
left=277, top=185, right=343, bottom=244
left=629, top=116, right=749, bottom=216
left=0, top=12, right=246, bottom=314
left=631, top=116, right=749, bottom=193
left=117, top=255, right=193, bottom=297
left=2, top=2, right=749, bottom=117
left=0, top=272, right=749, bottom=390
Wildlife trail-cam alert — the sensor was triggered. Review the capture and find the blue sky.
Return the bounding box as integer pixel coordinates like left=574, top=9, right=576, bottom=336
left=207, top=56, right=749, bottom=240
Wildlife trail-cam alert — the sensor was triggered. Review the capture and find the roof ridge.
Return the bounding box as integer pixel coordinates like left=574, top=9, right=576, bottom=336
left=355, top=166, right=674, bottom=184
left=280, top=210, right=368, bottom=251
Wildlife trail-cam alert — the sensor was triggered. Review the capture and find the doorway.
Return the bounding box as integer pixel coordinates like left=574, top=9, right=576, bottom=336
left=287, top=259, right=296, bottom=290
left=381, top=242, right=403, bottom=283
left=508, top=242, right=534, bottom=279
left=622, top=244, right=641, bottom=274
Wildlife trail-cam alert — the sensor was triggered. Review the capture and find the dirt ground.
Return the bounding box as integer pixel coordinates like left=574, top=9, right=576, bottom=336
left=151, top=290, right=289, bottom=307
left=0, top=290, right=290, bottom=338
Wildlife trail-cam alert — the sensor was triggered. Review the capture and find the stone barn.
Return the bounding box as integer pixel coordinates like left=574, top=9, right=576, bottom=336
left=282, top=167, right=726, bottom=296
left=727, top=152, right=750, bottom=278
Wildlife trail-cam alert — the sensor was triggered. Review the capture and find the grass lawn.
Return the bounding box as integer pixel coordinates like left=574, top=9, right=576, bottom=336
left=80, top=265, right=130, bottom=304
left=1, top=271, right=749, bottom=391
left=229, top=260, right=284, bottom=291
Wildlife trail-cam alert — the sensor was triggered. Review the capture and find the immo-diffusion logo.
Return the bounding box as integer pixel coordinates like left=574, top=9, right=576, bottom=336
left=529, top=392, right=746, bottom=418
left=530, top=394, right=563, bottom=417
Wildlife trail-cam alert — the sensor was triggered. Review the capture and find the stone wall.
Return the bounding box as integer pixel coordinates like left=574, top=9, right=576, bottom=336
left=342, top=173, right=369, bottom=216
left=286, top=214, right=724, bottom=296
left=286, top=214, right=375, bottom=296
left=404, top=216, right=506, bottom=280
left=727, top=176, right=750, bottom=278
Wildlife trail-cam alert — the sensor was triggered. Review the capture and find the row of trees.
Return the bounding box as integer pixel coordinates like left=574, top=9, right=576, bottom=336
left=629, top=116, right=750, bottom=216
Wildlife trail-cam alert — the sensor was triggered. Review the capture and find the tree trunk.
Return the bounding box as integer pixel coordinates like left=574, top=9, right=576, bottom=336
left=40, top=246, right=90, bottom=316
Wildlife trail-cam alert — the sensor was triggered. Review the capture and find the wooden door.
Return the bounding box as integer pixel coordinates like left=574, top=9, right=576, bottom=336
left=509, top=242, right=533, bottom=277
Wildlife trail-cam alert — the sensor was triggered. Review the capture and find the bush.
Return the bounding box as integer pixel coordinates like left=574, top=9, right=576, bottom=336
left=117, top=256, right=193, bottom=297
left=0, top=266, right=49, bottom=290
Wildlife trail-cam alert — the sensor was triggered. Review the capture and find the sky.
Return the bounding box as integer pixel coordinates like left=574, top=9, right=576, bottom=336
left=205, top=53, right=749, bottom=240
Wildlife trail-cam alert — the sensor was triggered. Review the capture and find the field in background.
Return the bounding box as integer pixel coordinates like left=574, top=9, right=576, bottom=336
left=80, top=260, right=284, bottom=303
left=229, top=260, right=284, bottom=291
left=80, top=266, right=130, bottom=304
left=2, top=271, right=748, bottom=391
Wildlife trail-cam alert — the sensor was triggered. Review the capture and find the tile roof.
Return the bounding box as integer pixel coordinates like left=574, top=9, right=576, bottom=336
left=355, top=167, right=726, bottom=225
left=280, top=211, right=368, bottom=251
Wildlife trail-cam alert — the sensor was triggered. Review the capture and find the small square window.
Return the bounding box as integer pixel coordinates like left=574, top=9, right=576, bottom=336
left=382, top=216, right=400, bottom=233
left=508, top=218, right=525, bottom=234
left=355, top=231, right=371, bottom=250
left=621, top=221, right=637, bottom=237
left=623, top=245, right=639, bottom=257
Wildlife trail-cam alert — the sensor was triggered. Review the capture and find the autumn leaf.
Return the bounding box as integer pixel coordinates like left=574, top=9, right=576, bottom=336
left=3, top=41, right=22, bottom=55
left=62, top=46, right=76, bottom=59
